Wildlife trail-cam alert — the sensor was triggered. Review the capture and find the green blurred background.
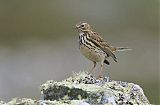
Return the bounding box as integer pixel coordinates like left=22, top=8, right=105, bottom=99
left=0, top=0, right=159, bottom=104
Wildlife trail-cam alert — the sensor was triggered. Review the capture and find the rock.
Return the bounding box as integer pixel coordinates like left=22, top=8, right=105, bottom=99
left=1, top=71, right=152, bottom=105
left=0, top=98, right=90, bottom=105
left=40, top=71, right=151, bottom=105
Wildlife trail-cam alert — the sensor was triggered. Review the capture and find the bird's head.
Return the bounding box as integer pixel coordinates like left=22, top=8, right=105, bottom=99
left=74, top=22, right=92, bottom=32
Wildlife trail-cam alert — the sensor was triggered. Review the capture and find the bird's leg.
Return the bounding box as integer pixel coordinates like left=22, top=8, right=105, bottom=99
left=97, top=62, right=104, bottom=78
left=89, top=61, right=96, bottom=74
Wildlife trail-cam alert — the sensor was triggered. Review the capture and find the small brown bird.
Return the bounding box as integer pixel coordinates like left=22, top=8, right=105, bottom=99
left=74, top=22, right=131, bottom=78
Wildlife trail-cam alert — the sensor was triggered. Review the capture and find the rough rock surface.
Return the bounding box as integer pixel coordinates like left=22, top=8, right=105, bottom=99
left=40, top=72, right=151, bottom=105
left=1, top=72, right=151, bottom=105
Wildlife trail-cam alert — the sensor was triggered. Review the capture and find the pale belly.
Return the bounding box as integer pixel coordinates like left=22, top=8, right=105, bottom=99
left=80, top=46, right=106, bottom=62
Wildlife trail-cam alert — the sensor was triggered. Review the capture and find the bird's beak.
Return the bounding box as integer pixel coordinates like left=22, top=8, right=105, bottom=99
left=72, top=26, right=78, bottom=29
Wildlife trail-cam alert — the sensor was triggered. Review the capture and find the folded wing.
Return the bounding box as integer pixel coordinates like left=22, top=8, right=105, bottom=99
left=89, top=32, right=117, bottom=62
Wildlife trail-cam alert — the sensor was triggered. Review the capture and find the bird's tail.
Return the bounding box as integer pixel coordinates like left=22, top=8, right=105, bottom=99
left=111, top=46, right=132, bottom=52
left=116, top=47, right=132, bottom=51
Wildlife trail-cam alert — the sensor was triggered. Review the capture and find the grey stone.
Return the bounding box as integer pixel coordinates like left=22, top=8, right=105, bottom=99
left=40, top=71, right=151, bottom=105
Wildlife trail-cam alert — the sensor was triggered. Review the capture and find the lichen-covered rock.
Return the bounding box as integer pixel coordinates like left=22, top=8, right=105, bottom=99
left=0, top=101, right=6, bottom=105
left=0, top=98, right=90, bottom=105
left=0, top=98, right=37, bottom=105
left=41, top=71, right=151, bottom=105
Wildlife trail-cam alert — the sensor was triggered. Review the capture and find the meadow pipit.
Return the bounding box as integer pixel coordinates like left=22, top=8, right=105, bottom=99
left=74, top=22, right=131, bottom=78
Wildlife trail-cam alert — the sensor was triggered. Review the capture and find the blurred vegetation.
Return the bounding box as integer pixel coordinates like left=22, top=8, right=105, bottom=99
left=0, top=0, right=159, bottom=104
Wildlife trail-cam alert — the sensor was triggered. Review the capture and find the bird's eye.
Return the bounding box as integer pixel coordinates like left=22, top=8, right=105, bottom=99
left=81, top=25, right=85, bottom=27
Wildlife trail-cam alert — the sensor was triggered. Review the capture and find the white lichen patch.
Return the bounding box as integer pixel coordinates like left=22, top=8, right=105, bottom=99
left=39, top=99, right=90, bottom=105
left=1, top=98, right=91, bottom=105
left=0, top=101, right=6, bottom=105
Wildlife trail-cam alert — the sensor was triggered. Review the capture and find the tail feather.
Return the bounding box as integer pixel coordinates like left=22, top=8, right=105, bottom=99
left=116, top=47, right=132, bottom=51
left=111, top=46, right=132, bottom=52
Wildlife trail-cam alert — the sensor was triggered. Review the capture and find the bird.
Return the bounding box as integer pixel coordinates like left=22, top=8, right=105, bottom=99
left=74, top=22, right=131, bottom=78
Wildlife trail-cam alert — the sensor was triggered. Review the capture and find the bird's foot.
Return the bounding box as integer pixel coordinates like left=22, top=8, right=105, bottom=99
left=97, top=75, right=103, bottom=79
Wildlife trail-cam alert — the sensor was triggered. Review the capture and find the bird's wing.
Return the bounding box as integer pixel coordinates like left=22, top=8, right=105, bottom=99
left=89, top=32, right=117, bottom=62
